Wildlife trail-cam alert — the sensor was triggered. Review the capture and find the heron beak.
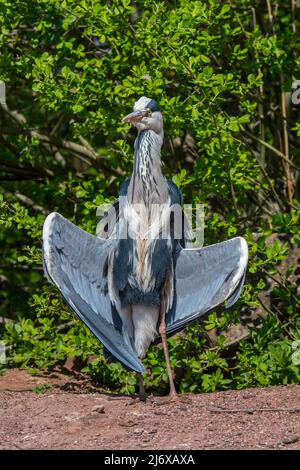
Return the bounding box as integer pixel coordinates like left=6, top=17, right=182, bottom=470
left=122, top=109, right=148, bottom=123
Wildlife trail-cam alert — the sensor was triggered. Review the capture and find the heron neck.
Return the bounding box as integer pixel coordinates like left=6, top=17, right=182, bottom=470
left=135, top=129, right=163, bottom=171
left=130, top=129, right=166, bottom=203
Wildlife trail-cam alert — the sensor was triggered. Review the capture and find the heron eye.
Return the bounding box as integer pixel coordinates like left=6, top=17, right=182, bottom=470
left=147, top=109, right=152, bottom=116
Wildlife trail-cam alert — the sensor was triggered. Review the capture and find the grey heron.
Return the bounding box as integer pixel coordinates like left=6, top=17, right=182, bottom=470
left=42, top=96, right=248, bottom=400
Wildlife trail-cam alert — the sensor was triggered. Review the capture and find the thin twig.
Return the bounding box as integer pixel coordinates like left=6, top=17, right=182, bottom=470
left=244, top=131, right=300, bottom=172
left=261, top=267, right=300, bottom=306
left=14, top=192, right=50, bottom=215
left=257, top=296, right=274, bottom=316
left=29, top=407, right=48, bottom=419
left=242, top=136, right=285, bottom=211
left=209, top=332, right=250, bottom=352
left=0, top=103, right=123, bottom=177
left=252, top=7, right=265, bottom=164
left=209, top=407, right=300, bottom=413
left=292, top=0, right=296, bottom=33
left=280, top=78, right=293, bottom=206
left=228, top=0, right=248, bottom=36
left=266, top=0, right=275, bottom=34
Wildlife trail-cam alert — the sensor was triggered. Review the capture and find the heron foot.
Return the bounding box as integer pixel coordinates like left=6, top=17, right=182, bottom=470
left=125, top=392, right=147, bottom=406
left=155, top=392, right=192, bottom=407
left=139, top=391, right=147, bottom=402
left=125, top=397, right=140, bottom=406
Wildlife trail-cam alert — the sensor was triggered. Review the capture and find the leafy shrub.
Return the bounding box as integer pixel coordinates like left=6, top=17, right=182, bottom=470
left=0, top=0, right=300, bottom=394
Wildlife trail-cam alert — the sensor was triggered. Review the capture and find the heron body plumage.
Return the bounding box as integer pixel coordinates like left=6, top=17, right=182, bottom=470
left=108, top=100, right=175, bottom=357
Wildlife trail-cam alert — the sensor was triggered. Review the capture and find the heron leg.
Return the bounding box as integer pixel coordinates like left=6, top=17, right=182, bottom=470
left=138, top=373, right=147, bottom=401
left=125, top=374, right=147, bottom=406
left=159, top=299, right=177, bottom=398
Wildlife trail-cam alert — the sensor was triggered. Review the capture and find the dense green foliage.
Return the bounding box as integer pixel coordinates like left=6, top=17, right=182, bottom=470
left=1, top=0, right=300, bottom=395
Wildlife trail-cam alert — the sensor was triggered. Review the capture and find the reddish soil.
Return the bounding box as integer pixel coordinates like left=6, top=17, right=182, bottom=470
left=1, top=369, right=300, bottom=450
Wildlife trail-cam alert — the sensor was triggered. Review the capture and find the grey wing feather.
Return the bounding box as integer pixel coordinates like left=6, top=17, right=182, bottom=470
left=42, top=212, right=145, bottom=374
left=96, top=200, right=119, bottom=239
left=167, top=180, right=193, bottom=248
left=96, top=177, right=131, bottom=239
left=167, top=179, right=182, bottom=206
left=167, top=237, right=248, bottom=335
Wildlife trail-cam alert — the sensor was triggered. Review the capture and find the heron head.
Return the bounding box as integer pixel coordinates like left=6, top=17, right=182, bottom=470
left=123, top=96, right=163, bottom=133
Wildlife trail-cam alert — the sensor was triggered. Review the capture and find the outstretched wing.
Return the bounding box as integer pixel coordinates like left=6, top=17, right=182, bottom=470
left=167, top=237, right=248, bottom=335
left=42, top=212, right=146, bottom=374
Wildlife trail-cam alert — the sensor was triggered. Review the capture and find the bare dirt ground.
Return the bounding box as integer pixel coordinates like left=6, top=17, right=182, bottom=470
left=1, top=369, right=300, bottom=450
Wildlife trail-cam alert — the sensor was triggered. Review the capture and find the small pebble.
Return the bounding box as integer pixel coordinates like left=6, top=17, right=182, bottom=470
left=92, top=405, right=105, bottom=414
left=133, top=428, right=144, bottom=435
left=282, top=436, right=299, bottom=445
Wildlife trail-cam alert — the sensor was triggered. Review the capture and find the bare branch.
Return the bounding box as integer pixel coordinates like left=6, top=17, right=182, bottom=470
left=244, top=131, right=300, bottom=173
left=0, top=103, right=124, bottom=177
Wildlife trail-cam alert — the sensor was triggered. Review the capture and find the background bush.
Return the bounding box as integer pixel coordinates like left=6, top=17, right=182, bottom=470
left=1, top=0, right=300, bottom=395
